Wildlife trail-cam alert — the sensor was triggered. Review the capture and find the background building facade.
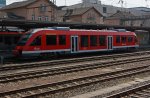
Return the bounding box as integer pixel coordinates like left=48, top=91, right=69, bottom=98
left=0, top=0, right=6, bottom=7
left=0, top=0, right=57, bottom=21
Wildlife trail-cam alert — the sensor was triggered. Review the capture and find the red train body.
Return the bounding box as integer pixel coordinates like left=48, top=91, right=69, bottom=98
left=13, top=27, right=139, bottom=57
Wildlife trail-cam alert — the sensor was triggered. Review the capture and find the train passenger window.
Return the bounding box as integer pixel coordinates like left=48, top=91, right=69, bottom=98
left=31, top=36, right=41, bottom=46
left=99, top=36, right=106, bottom=46
left=116, top=36, right=120, bottom=43
left=128, top=37, right=133, bottom=42
left=5, top=36, right=12, bottom=45
left=59, top=35, right=66, bottom=45
left=90, top=35, right=97, bottom=46
left=81, top=35, right=88, bottom=47
left=17, top=33, right=32, bottom=46
left=122, top=36, right=126, bottom=43
left=14, top=36, right=21, bottom=44
left=0, top=36, right=3, bottom=43
left=46, top=35, right=56, bottom=45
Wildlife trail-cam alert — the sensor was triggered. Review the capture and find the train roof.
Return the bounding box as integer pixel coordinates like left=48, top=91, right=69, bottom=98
left=0, top=31, right=23, bottom=35
left=30, top=27, right=134, bottom=34
left=70, top=29, right=130, bottom=32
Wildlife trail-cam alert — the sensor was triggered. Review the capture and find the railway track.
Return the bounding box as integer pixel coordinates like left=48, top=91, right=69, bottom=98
left=126, top=87, right=150, bottom=98
left=1, top=51, right=150, bottom=72
left=0, top=55, right=150, bottom=83
left=4, top=48, right=150, bottom=65
left=105, top=79, right=150, bottom=98
left=0, top=64, right=149, bottom=98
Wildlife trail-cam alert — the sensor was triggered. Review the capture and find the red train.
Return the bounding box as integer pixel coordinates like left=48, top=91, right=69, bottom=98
left=0, top=31, right=23, bottom=52
left=13, top=27, right=139, bottom=57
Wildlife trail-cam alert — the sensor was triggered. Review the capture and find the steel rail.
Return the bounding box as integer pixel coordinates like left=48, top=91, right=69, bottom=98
left=0, top=64, right=149, bottom=98
left=0, top=55, right=150, bottom=83
left=106, top=81, right=150, bottom=98
left=0, top=51, right=150, bottom=72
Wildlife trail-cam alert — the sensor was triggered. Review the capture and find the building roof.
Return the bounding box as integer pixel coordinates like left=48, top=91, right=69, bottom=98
left=61, top=2, right=149, bottom=17
left=0, top=0, right=57, bottom=10
left=61, top=2, right=124, bottom=17
left=64, top=7, right=102, bottom=17
left=72, top=7, right=95, bottom=16
left=106, top=10, right=134, bottom=19
left=57, top=10, right=66, bottom=17
left=122, top=15, right=150, bottom=20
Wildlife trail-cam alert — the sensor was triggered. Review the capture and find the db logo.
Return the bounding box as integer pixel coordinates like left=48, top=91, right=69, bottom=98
left=34, top=47, right=40, bottom=50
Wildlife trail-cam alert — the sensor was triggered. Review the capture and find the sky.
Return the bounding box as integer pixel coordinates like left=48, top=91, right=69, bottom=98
left=6, top=0, right=150, bottom=8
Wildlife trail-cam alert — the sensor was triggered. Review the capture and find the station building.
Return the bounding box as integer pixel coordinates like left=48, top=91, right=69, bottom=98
left=57, top=7, right=103, bottom=24
left=0, top=0, right=57, bottom=21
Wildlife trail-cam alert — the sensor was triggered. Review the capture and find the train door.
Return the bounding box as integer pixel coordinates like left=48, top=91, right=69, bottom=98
left=107, top=36, right=113, bottom=50
left=71, top=36, right=78, bottom=53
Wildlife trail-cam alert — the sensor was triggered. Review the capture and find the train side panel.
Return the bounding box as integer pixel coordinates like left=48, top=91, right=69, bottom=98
left=14, top=29, right=139, bottom=57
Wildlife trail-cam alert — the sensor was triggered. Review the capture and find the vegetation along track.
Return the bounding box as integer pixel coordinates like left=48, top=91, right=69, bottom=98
left=106, top=80, right=150, bottom=98
left=1, top=51, right=150, bottom=72
left=0, top=54, right=150, bottom=83
left=0, top=64, right=149, bottom=98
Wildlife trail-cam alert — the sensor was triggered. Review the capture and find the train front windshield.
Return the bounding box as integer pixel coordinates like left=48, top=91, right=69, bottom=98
left=17, top=33, right=32, bottom=46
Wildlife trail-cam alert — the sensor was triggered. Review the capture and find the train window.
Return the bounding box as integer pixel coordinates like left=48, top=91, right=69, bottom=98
left=122, top=36, right=126, bottom=43
left=116, top=36, right=120, bottom=43
left=81, top=35, right=88, bottom=47
left=5, top=36, right=12, bottom=45
left=0, top=36, right=3, bottom=43
left=17, top=33, right=32, bottom=46
left=59, top=35, right=66, bottom=45
left=14, top=36, right=21, bottom=44
left=99, top=36, right=106, bottom=46
left=90, top=35, right=97, bottom=46
left=46, top=35, right=57, bottom=45
left=128, top=37, right=133, bottom=43
left=30, top=36, right=41, bottom=46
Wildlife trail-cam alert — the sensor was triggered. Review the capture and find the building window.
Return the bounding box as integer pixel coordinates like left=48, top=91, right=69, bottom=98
left=128, top=36, right=133, bottom=42
left=32, top=15, right=35, bottom=20
left=46, top=35, right=57, bottom=45
left=122, top=36, right=127, bottom=43
left=116, top=36, right=120, bottom=43
left=38, top=16, right=42, bottom=21
left=90, top=35, right=97, bottom=46
left=59, top=35, right=66, bottom=45
left=103, top=7, right=107, bottom=13
left=45, top=16, right=49, bottom=21
left=39, top=4, right=47, bottom=12
left=81, top=35, right=88, bottom=47
left=30, top=36, right=41, bottom=46
left=87, top=13, right=96, bottom=21
left=99, top=36, right=106, bottom=46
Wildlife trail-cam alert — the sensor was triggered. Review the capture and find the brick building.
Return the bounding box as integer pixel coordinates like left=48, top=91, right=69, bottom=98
left=122, top=15, right=150, bottom=27
left=0, top=0, right=57, bottom=21
left=104, top=10, right=150, bottom=27
left=104, top=11, right=134, bottom=25
left=57, top=7, right=103, bottom=24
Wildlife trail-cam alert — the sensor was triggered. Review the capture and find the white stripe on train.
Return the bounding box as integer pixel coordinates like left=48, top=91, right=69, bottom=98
left=22, top=45, right=139, bottom=54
